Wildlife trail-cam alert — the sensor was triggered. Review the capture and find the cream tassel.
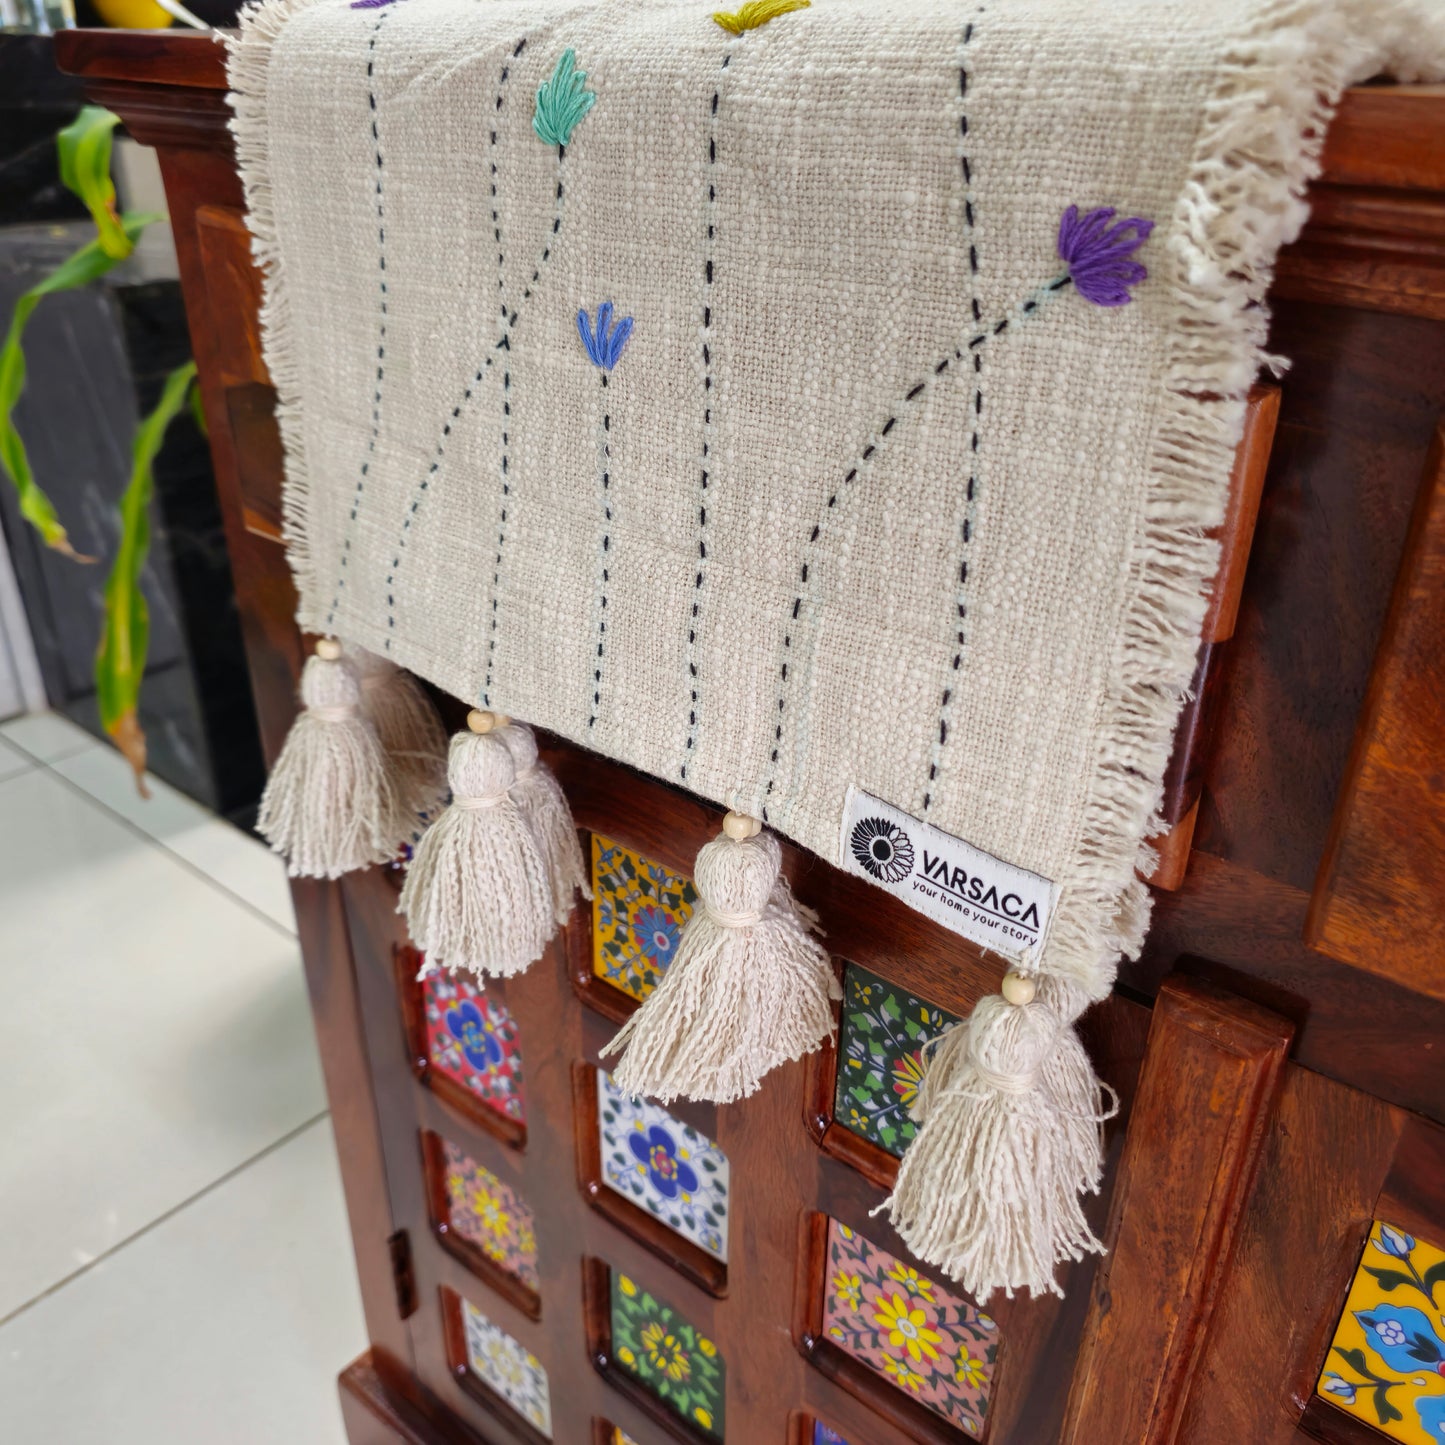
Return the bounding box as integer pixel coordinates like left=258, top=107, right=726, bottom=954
left=399, top=709, right=555, bottom=977
left=347, top=644, right=447, bottom=840
left=257, top=638, right=399, bottom=878
left=880, top=972, right=1115, bottom=1302
left=604, top=811, right=840, bottom=1104
left=498, top=719, right=591, bottom=926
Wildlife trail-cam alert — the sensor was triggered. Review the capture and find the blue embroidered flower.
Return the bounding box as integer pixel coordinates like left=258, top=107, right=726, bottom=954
left=446, top=1000, right=503, bottom=1070
left=632, top=903, right=680, bottom=966
left=1057, top=205, right=1154, bottom=307
left=1320, top=1374, right=1357, bottom=1405
left=628, top=1123, right=699, bottom=1199
left=1378, top=1223, right=1417, bottom=1258
left=1355, top=1305, right=1445, bottom=1375
left=577, top=301, right=633, bottom=370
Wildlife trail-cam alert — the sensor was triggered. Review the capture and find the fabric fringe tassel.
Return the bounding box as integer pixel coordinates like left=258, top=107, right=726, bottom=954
left=347, top=644, right=448, bottom=841
left=498, top=720, right=591, bottom=926
left=604, top=812, right=840, bottom=1104
left=399, top=709, right=555, bottom=977
left=881, top=974, right=1115, bottom=1302
left=257, top=638, right=400, bottom=878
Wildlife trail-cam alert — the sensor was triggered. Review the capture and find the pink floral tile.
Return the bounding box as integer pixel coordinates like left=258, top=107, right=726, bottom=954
left=441, top=1138, right=539, bottom=1292
left=821, top=1219, right=997, bottom=1436
left=422, top=968, right=525, bottom=1124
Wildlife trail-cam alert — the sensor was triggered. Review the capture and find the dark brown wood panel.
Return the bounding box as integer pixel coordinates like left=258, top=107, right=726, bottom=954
left=1061, top=977, right=1294, bottom=1445
left=1307, top=423, right=1445, bottom=1000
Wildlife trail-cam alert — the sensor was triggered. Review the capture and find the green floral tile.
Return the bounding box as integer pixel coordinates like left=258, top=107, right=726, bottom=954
left=610, top=1270, right=725, bottom=1440
left=1318, top=1219, right=1445, bottom=1443
left=592, top=834, right=697, bottom=1002
left=834, top=961, right=960, bottom=1157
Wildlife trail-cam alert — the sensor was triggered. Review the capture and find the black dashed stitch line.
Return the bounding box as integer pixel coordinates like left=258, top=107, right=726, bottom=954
left=377, top=87, right=565, bottom=674
left=680, top=42, right=734, bottom=781
left=924, top=9, right=984, bottom=812
left=588, top=373, right=611, bottom=729
left=325, top=6, right=393, bottom=631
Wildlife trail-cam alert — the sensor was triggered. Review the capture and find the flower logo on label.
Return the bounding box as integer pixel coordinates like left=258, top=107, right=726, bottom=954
left=850, top=816, right=915, bottom=882
left=446, top=1001, right=504, bottom=1071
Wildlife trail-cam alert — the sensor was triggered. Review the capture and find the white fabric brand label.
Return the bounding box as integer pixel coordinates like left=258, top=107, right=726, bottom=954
left=839, top=787, right=1059, bottom=962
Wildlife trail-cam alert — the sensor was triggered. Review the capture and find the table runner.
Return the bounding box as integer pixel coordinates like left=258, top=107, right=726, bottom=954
left=230, top=0, right=1443, bottom=1297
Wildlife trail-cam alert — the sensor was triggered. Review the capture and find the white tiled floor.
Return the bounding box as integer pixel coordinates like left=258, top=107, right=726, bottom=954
left=0, top=713, right=365, bottom=1441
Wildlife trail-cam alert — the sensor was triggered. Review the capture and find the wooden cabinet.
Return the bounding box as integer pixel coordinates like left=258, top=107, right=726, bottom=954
left=55, top=31, right=1445, bottom=1445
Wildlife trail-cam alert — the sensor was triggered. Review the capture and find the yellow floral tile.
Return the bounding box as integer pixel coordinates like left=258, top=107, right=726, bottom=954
left=591, top=834, right=697, bottom=1002
left=1318, top=1220, right=1445, bottom=1443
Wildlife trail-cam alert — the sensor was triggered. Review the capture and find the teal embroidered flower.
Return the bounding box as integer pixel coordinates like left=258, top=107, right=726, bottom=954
left=533, top=49, right=596, bottom=148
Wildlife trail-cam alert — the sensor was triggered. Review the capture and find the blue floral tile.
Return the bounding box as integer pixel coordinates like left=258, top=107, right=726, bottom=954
left=422, top=968, right=525, bottom=1124
left=596, top=1068, right=729, bottom=1262
left=813, top=1421, right=851, bottom=1445
left=1318, top=1219, right=1445, bottom=1443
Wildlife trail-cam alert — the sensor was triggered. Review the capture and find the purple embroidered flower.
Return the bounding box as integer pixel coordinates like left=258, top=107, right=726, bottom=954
left=447, top=1000, right=504, bottom=1071
left=577, top=301, right=633, bottom=370
left=1057, top=205, right=1154, bottom=307
left=349, top=0, right=396, bottom=9
left=628, top=1123, right=699, bottom=1199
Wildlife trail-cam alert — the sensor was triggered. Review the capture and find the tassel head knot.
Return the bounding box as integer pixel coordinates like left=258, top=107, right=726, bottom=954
left=695, top=828, right=780, bottom=920
left=498, top=720, right=540, bottom=779
left=299, top=651, right=362, bottom=712
left=447, top=730, right=516, bottom=805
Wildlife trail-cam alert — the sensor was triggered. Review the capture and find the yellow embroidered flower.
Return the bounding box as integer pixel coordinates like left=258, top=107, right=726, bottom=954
left=881, top=1353, right=926, bottom=1392
left=832, top=1270, right=863, bottom=1310
left=886, top=1260, right=935, bottom=1302
left=873, top=1293, right=942, bottom=1363
left=641, top=1321, right=691, bottom=1381
left=619, top=1275, right=638, bottom=1297
left=956, top=1352, right=988, bottom=1389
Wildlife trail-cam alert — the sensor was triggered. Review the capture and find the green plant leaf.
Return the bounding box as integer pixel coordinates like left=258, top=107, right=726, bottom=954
left=95, top=358, right=198, bottom=793
left=1424, top=1261, right=1445, bottom=1301
left=532, top=48, right=596, bottom=148
left=0, top=210, right=166, bottom=557
left=57, top=107, right=135, bottom=261
left=1363, top=1266, right=1414, bottom=1292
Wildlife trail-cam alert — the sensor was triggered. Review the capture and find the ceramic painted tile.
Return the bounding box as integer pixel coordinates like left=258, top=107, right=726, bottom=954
left=597, top=1069, right=729, bottom=1262
left=441, top=1139, right=539, bottom=1291
left=813, top=1422, right=851, bottom=1445
left=422, top=969, right=526, bottom=1124
left=611, top=1430, right=643, bottom=1445
left=592, top=833, right=697, bottom=1002
left=834, top=962, right=961, bottom=1158
left=611, top=1271, right=725, bottom=1441
left=821, top=1218, right=997, bottom=1436
left=461, top=1297, right=552, bottom=1438
left=1318, top=1220, right=1445, bottom=1443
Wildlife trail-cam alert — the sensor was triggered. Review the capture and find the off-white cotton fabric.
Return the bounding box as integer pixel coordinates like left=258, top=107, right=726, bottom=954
left=230, top=0, right=1443, bottom=1000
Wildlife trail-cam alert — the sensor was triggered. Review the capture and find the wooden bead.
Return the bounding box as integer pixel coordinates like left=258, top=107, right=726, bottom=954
left=467, top=709, right=497, bottom=735
left=1001, top=971, right=1037, bottom=1006
left=315, top=637, right=342, bottom=661
left=722, top=810, right=762, bottom=840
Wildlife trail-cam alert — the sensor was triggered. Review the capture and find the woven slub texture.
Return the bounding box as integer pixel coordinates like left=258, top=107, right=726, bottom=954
left=230, top=0, right=1444, bottom=998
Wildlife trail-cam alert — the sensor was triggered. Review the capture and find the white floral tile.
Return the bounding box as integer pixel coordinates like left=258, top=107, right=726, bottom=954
left=461, top=1297, right=551, bottom=1437
left=596, top=1069, right=729, bottom=1263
